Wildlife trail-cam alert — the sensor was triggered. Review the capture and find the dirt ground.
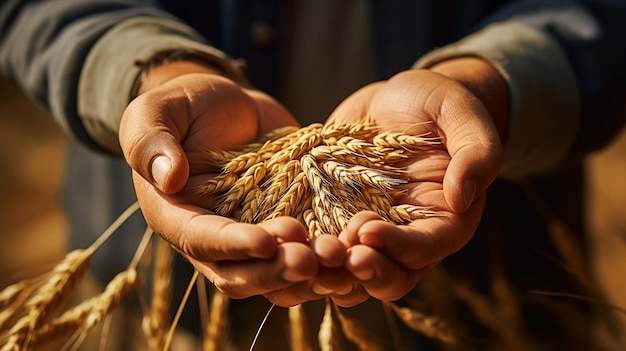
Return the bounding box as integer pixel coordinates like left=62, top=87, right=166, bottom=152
left=1, top=76, right=625, bottom=348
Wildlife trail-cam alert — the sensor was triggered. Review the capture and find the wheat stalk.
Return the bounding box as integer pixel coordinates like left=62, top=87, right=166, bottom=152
left=385, top=301, right=462, bottom=348
left=0, top=250, right=91, bottom=351
left=288, top=304, right=311, bottom=351
left=142, top=237, right=173, bottom=351
left=204, top=289, right=230, bottom=351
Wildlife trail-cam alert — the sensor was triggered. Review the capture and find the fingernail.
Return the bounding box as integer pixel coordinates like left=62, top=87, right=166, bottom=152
left=151, top=155, right=171, bottom=190
left=462, top=179, right=477, bottom=211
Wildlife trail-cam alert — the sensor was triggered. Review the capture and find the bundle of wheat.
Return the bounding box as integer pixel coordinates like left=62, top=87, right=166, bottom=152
left=198, top=120, right=440, bottom=237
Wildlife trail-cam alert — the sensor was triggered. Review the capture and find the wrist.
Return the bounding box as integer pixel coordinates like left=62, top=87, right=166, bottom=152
left=134, top=53, right=249, bottom=96
left=428, top=57, right=509, bottom=142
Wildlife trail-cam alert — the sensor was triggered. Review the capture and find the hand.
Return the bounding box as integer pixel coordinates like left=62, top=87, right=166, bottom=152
left=119, top=61, right=320, bottom=305
left=314, top=58, right=507, bottom=306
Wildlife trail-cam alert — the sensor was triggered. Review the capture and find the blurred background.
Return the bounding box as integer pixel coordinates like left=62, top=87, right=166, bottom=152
left=1, top=74, right=625, bottom=348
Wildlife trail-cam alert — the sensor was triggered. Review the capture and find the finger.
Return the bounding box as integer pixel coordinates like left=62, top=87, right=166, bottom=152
left=134, top=172, right=278, bottom=261
left=119, top=74, right=259, bottom=193
left=437, top=89, right=503, bottom=213
left=263, top=282, right=323, bottom=307
left=351, top=193, right=486, bottom=270
left=198, top=242, right=318, bottom=299
left=310, top=267, right=353, bottom=295
left=345, top=244, right=425, bottom=301
left=257, top=217, right=310, bottom=244
left=338, top=211, right=382, bottom=248
left=443, top=137, right=501, bottom=213
left=309, top=234, right=347, bottom=268
left=312, top=268, right=372, bottom=307
left=329, top=285, right=370, bottom=308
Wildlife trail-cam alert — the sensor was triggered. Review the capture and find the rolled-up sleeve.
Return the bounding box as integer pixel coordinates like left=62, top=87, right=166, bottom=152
left=0, top=0, right=242, bottom=154
left=78, top=16, right=245, bottom=153
left=415, top=0, right=626, bottom=180
left=414, top=21, right=579, bottom=180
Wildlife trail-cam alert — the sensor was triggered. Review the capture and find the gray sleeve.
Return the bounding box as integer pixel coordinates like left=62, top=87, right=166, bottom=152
left=414, top=22, right=579, bottom=180
left=0, top=0, right=242, bottom=153
left=78, top=16, right=246, bottom=153
left=415, top=0, right=626, bottom=180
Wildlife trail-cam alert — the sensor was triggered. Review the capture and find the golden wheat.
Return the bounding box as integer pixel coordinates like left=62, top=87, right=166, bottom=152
left=142, top=237, right=173, bottom=351
left=196, top=121, right=442, bottom=239
left=0, top=250, right=91, bottom=351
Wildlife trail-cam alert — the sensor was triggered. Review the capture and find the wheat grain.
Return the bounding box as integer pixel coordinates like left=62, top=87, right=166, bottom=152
left=257, top=159, right=301, bottom=216
left=0, top=250, right=91, bottom=351
left=0, top=281, right=29, bottom=311
left=264, top=172, right=310, bottom=220
left=321, top=161, right=404, bottom=191
left=265, top=129, right=323, bottom=174
left=321, top=120, right=378, bottom=140
left=201, top=148, right=242, bottom=168
left=86, top=270, right=138, bottom=332
left=388, top=204, right=439, bottom=224
left=333, top=303, right=388, bottom=351
left=372, top=132, right=440, bottom=151
left=222, top=152, right=268, bottom=175
left=214, top=162, right=267, bottom=216
left=238, top=185, right=264, bottom=223
left=197, top=173, right=239, bottom=195
left=303, top=209, right=323, bottom=238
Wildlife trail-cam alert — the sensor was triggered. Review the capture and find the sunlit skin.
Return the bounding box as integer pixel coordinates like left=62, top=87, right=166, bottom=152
left=119, top=57, right=507, bottom=307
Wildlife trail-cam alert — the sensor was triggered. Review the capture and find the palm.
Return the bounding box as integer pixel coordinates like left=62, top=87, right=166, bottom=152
left=322, top=69, right=495, bottom=303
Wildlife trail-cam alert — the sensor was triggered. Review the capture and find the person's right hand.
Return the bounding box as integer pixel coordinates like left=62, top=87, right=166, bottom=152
left=119, top=61, right=324, bottom=305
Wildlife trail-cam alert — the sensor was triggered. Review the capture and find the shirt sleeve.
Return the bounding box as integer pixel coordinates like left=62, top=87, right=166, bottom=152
left=414, top=0, right=626, bottom=180
left=0, top=0, right=243, bottom=154
left=77, top=16, right=246, bottom=153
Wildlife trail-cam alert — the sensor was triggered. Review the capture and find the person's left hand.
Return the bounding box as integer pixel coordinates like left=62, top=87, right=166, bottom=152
left=309, top=58, right=507, bottom=306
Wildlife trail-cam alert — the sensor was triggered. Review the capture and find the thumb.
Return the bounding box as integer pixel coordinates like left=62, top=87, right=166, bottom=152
left=119, top=95, right=190, bottom=194
left=443, top=138, right=501, bottom=213
left=439, top=91, right=502, bottom=213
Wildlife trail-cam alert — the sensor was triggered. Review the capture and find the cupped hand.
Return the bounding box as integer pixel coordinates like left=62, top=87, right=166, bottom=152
left=320, top=60, right=506, bottom=305
left=119, top=64, right=321, bottom=305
